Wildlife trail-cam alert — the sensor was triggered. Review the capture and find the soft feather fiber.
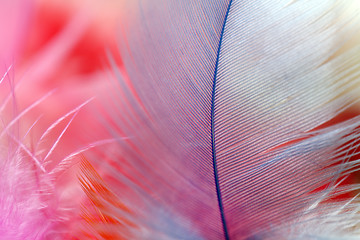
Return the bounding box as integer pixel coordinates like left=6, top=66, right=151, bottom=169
left=0, top=72, right=70, bottom=239
left=2, top=0, right=360, bottom=240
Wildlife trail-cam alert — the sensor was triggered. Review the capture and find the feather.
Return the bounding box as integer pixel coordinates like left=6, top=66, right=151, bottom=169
left=0, top=0, right=122, bottom=239
left=78, top=1, right=360, bottom=239
left=3, top=0, right=360, bottom=239
left=0, top=73, right=57, bottom=239
left=0, top=70, right=104, bottom=239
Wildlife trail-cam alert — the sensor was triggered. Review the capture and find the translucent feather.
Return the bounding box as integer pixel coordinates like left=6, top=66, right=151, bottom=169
left=79, top=1, right=360, bottom=239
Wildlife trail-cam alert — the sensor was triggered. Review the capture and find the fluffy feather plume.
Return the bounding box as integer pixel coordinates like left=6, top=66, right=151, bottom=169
left=0, top=71, right=74, bottom=239
left=0, top=0, right=120, bottom=238
left=0, top=70, right=112, bottom=239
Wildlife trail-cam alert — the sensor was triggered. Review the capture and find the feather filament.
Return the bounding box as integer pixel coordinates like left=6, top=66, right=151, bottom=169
left=79, top=157, right=138, bottom=239
left=0, top=69, right=101, bottom=239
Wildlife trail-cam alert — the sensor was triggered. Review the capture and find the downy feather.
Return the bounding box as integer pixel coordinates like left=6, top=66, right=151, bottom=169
left=0, top=69, right=105, bottom=239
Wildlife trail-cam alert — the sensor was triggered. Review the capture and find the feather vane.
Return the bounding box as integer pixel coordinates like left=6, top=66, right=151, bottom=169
left=84, top=1, right=360, bottom=239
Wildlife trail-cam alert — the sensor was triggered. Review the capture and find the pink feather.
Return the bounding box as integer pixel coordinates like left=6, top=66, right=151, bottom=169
left=3, top=1, right=360, bottom=239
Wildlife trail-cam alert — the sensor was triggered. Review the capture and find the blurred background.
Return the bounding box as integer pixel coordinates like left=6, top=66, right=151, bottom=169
left=0, top=0, right=126, bottom=158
